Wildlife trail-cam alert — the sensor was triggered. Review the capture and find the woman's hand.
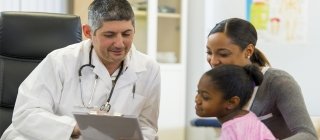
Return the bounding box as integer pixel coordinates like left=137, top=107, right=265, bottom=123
left=71, top=123, right=81, bottom=139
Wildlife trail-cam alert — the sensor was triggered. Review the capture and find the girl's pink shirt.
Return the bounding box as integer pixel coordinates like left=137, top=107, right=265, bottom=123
left=220, top=111, right=276, bottom=140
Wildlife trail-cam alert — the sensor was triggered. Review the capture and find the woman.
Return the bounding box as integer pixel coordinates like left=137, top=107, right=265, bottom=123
left=206, top=18, right=317, bottom=139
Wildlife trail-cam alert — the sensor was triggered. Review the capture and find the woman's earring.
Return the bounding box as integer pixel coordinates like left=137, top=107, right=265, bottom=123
left=247, top=55, right=251, bottom=59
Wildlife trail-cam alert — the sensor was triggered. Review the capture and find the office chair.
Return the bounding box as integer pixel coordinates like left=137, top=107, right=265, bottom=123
left=0, top=11, right=82, bottom=135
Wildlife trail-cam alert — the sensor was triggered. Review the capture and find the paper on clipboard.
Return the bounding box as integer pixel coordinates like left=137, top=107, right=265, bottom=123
left=73, top=113, right=143, bottom=140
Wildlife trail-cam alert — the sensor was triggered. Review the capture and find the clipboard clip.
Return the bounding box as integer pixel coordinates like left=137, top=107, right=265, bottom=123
left=88, top=109, right=123, bottom=116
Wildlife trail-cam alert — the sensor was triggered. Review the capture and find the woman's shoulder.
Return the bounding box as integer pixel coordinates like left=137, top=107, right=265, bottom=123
left=264, top=67, right=294, bottom=80
left=263, top=67, right=299, bottom=89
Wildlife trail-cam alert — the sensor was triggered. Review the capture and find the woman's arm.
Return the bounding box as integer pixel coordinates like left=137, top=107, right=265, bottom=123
left=272, top=71, right=318, bottom=140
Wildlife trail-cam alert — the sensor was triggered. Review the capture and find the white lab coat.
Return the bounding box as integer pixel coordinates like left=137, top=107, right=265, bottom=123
left=1, top=40, right=161, bottom=140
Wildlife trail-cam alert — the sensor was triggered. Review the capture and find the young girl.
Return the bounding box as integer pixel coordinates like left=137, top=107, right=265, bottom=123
left=195, top=64, right=276, bottom=140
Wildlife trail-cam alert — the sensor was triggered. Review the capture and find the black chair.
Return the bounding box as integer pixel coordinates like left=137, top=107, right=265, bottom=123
left=0, top=11, right=82, bottom=135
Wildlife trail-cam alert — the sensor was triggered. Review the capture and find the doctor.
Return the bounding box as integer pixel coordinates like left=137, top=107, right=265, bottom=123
left=0, top=0, right=161, bottom=140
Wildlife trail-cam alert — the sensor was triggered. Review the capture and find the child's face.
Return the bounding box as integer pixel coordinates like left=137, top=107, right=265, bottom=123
left=195, top=75, right=227, bottom=117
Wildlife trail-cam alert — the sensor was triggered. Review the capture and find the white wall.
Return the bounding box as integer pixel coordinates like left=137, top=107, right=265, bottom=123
left=158, top=65, right=186, bottom=140
left=185, top=0, right=206, bottom=139
left=253, top=0, right=320, bottom=116
left=0, top=0, right=68, bottom=13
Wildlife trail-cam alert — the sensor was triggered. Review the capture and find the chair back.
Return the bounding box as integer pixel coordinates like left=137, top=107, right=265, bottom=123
left=0, top=11, right=82, bottom=135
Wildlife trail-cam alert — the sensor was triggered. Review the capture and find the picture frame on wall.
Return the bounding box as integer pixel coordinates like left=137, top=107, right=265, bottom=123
left=246, top=0, right=308, bottom=45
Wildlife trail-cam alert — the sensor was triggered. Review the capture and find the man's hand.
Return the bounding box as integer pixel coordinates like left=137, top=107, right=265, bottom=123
left=71, top=123, right=81, bottom=139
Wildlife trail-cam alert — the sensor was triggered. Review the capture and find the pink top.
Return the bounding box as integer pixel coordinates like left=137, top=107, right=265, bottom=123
left=220, top=112, right=276, bottom=140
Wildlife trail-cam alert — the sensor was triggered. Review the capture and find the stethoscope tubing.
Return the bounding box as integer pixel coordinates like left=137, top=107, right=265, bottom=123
left=78, top=45, right=124, bottom=112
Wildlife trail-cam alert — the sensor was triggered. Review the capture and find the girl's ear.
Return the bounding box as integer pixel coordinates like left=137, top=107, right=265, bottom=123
left=226, top=96, right=240, bottom=110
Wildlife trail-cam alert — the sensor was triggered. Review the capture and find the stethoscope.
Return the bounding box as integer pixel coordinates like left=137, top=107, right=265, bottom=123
left=78, top=45, right=124, bottom=113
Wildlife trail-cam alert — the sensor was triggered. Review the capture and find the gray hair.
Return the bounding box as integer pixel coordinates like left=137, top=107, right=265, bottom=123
left=88, top=0, right=135, bottom=35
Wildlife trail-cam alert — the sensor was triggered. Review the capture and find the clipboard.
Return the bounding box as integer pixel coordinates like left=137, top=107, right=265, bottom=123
left=74, top=113, right=143, bottom=140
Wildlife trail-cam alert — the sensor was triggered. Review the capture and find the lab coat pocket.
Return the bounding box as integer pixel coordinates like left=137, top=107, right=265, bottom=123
left=112, top=89, right=146, bottom=116
left=127, top=93, right=146, bottom=115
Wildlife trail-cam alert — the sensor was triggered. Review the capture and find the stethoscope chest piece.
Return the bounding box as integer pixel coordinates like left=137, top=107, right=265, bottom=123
left=100, top=102, right=111, bottom=112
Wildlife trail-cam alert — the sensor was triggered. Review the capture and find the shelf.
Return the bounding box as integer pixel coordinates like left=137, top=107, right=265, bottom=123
left=159, top=63, right=184, bottom=69
left=134, top=10, right=181, bottom=19
left=158, top=13, right=180, bottom=18
left=134, top=10, right=147, bottom=17
left=131, top=0, right=187, bottom=139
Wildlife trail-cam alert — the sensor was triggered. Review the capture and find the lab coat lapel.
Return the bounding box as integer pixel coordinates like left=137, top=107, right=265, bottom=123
left=115, top=45, right=146, bottom=89
left=115, top=67, right=137, bottom=89
left=89, top=46, right=113, bottom=88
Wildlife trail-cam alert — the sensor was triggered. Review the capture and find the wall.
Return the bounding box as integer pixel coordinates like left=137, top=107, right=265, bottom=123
left=251, top=0, right=320, bottom=116
left=70, top=0, right=93, bottom=39
left=185, top=0, right=209, bottom=139
left=0, top=0, right=68, bottom=13
left=71, top=0, right=92, bottom=28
